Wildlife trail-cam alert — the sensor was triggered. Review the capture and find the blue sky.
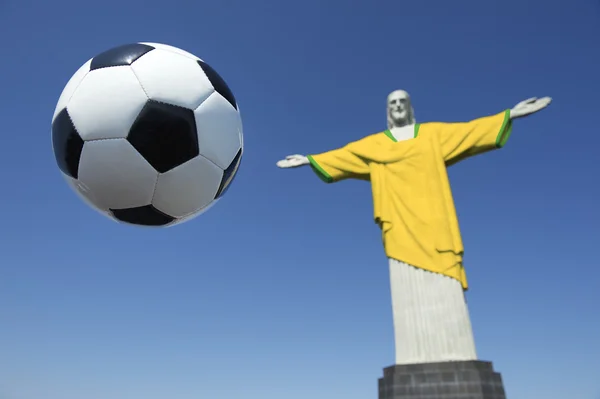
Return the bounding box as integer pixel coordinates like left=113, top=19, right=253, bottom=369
left=1, top=0, right=599, bottom=398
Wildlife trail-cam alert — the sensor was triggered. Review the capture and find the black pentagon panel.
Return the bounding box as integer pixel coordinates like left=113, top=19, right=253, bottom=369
left=111, top=205, right=175, bottom=226
left=197, top=60, right=237, bottom=110
left=127, top=100, right=199, bottom=173
left=215, top=148, right=242, bottom=198
left=52, top=108, right=84, bottom=179
left=90, top=43, right=155, bottom=71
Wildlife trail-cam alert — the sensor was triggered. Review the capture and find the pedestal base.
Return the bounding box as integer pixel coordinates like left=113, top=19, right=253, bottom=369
left=378, top=360, right=506, bottom=399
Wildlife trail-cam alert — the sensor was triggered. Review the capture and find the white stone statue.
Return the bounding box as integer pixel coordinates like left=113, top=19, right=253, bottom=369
left=276, top=91, right=551, bottom=365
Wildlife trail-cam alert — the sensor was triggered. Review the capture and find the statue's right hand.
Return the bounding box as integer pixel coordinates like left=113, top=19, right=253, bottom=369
left=276, top=154, right=310, bottom=168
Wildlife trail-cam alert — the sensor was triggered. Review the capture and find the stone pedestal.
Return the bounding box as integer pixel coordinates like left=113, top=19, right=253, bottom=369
left=378, top=360, right=506, bottom=399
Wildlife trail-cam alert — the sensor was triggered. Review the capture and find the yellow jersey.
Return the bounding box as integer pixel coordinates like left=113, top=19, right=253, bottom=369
left=307, top=110, right=513, bottom=290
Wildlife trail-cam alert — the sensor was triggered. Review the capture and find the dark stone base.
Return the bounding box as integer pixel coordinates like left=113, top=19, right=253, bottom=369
left=378, top=360, right=506, bottom=399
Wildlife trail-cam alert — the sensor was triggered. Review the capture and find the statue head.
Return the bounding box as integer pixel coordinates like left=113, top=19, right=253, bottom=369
left=387, top=90, right=415, bottom=129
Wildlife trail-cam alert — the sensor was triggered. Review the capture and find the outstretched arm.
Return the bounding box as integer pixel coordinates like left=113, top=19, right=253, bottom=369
left=276, top=144, right=370, bottom=183
left=419, top=96, right=551, bottom=166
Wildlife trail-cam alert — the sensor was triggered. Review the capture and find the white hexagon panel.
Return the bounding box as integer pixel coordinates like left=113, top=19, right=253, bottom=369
left=152, top=155, right=224, bottom=218
left=140, top=42, right=200, bottom=60
left=52, top=59, right=92, bottom=121
left=194, top=91, right=243, bottom=170
left=130, top=49, right=214, bottom=110
left=77, top=139, right=158, bottom=210
left=67, top=66, right=149, bottom=141
left=63, top=174, right=112, bottom=219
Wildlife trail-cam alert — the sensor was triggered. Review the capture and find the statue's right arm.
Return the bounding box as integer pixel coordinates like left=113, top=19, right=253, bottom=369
left=277, top=144, right=370, bottom=184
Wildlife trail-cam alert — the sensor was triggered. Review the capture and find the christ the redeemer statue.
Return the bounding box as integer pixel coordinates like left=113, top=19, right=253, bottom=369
left=276, top=92, right=551, bottom=365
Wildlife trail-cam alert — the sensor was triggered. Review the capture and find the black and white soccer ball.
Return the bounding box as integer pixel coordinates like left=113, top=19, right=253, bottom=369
left=51, top=42, right=243, bottom=227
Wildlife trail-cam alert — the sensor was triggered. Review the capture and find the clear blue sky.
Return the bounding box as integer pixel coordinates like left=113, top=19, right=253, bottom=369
left=1, top=0, right=598, bottom=398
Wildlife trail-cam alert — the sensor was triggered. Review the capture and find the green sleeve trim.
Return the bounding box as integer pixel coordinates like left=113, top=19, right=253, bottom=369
left=414, top=123, right=421, bottom=138
left=495, top=109, right=513, bottom=148
left=383, top=129, right=397, bottom=142
left=307, top=155, right=334, bottom=183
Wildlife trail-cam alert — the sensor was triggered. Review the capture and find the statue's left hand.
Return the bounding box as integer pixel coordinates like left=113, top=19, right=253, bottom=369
left=509, top=97, right=552, bottom=119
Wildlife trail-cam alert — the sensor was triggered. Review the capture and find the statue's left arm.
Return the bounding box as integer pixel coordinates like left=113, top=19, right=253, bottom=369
left=419, top=97, right=551, bottom=166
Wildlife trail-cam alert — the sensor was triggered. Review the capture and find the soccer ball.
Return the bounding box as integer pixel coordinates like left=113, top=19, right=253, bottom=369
left=51, top=43, right=243, bottom=227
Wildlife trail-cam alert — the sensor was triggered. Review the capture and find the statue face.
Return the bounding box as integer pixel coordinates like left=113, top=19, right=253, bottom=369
left=387, top=90, right=411, bottom=127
